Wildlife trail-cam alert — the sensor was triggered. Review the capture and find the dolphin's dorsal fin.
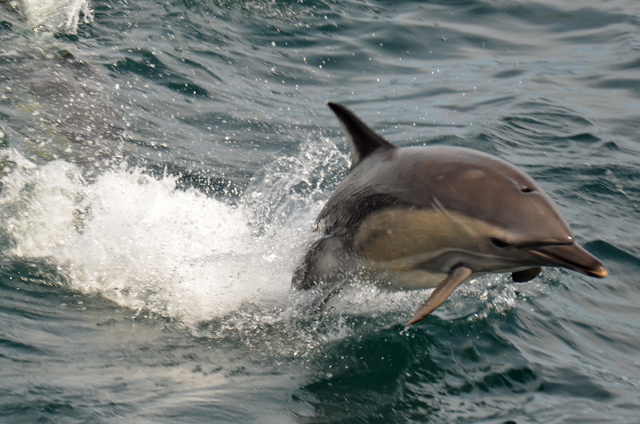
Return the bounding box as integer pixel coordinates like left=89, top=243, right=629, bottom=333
left=328, top=102, right=396, bottom=169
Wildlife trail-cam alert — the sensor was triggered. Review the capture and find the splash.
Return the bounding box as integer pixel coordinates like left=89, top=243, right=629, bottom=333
left=18, top=0, right=93, bottom=34
left=0, top=151, right=293, bottom=324
left=0, top=136, right=351, bottom=325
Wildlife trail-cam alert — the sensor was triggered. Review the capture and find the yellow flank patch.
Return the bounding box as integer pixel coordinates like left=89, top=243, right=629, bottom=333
left=353, top=208, right=497, bottom=263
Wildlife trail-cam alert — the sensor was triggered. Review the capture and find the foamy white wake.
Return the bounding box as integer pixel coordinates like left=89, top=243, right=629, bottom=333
left=0, top=150, right=313, bottom=324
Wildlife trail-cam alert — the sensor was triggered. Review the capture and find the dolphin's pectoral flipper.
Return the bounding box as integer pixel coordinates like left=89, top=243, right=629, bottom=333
left=407, top=266, right=473, bottom=326
left=512, top=267, right=541, bottom=283
left=292, top=236, right=351, bottom=290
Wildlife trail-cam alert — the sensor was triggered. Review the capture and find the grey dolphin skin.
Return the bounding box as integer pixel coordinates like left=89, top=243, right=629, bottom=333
left=292, top=102, right=608, bottom=325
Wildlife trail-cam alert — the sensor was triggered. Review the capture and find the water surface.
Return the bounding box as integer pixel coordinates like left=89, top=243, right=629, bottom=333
left=1, top=0, right=639, bottom=422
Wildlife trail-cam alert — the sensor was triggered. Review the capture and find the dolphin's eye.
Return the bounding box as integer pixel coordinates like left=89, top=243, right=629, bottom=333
left=520, top=186, right=534, bottom=193
left=491, top=237, right=511, bottom=248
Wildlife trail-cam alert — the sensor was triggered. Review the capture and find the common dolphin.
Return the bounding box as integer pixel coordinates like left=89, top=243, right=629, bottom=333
left=293, top=102, right=607, bottom=325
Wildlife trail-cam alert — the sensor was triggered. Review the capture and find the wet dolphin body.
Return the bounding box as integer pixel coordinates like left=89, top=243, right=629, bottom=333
left=293, top=102, right=607, bottom=325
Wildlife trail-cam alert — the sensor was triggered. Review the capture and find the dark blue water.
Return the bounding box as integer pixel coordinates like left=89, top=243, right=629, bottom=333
left=1, top=0, right=639, bottom=422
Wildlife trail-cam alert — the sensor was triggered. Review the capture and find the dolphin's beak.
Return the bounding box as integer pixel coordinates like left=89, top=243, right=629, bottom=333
left=527, top=244, right=608, bottom=278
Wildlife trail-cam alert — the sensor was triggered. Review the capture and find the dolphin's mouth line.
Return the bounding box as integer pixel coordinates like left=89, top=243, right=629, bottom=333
left=525, top=246, right=569, bottom=262
left=523, top=244, right=608, bottom=278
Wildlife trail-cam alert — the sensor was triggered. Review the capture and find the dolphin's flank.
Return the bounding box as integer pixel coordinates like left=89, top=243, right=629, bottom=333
left=293, top=102, right=607, bottom=325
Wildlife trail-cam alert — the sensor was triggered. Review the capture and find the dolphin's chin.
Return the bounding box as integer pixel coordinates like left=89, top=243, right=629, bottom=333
left=526, top=244, right=608, bottom=278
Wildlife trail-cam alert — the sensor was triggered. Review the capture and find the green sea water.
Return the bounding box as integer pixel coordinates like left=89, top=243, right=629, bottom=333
left=1, top=0, right=639, bottom=422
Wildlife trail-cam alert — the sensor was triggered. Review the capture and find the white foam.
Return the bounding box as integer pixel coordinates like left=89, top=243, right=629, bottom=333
left=0, top=151, right=303, bottom=324
left=19, top=0, right=93, bottom=34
